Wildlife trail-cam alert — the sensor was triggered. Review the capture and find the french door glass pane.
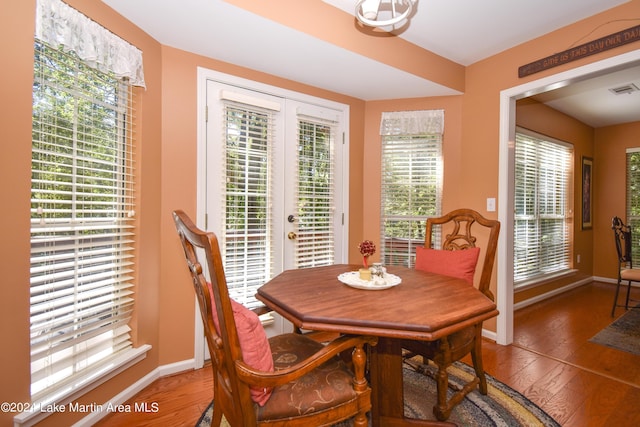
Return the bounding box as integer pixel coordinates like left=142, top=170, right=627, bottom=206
left=223, top=104, right=273, bottom=308
left=207, top=79, right=347, bottom=314
left=294, top=119, right=335, bottom=268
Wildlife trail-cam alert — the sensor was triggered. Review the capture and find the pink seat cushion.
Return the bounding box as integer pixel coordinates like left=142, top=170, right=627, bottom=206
left=207, top=282, right=274, bottom=406
left=415, top=247, right=480, bottom=285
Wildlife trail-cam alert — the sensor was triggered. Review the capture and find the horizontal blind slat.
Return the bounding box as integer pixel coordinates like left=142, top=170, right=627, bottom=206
left=30, top=38, right=137, bottom=398
left=220, top=101, right=274, bottom=309
left=514, top=130, right=572, bottom=283
left=293, top=116, right=336, bottom=269
left=380, top=123, right=443, bottom=267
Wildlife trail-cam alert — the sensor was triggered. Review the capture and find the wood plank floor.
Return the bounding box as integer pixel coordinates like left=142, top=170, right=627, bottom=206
left=96, top=281, right=640, bottom=427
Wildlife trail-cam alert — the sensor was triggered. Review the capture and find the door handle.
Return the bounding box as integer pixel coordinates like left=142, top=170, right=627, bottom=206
left=287, top=215, right=296, bottom=223
left=288, top=231, right=297, bottom=240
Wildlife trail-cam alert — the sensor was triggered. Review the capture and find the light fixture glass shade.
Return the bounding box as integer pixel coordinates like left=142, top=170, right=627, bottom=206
left=355, top=0, right=415, bottom=28
left=360, top=0, right=382, bottom=20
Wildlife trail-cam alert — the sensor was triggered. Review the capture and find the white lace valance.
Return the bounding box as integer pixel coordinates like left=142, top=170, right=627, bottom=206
left=379, top=110, right=444, bottom=136
left=35, top=0, right=146, bottom=88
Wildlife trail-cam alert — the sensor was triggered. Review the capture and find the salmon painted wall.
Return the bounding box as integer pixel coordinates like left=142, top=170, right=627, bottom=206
left=461, top=0, right=640, bottom=218
left=0, top=0, right=163, bottom=425
left=454, top=1, right=640, bottom=308
left=2, top=0, right=640, bottom=425
left=593, top=121, right=640, bottom=279
left=0, top=2, right=35, bottom=426
left=356, top=0, right=640, bottom=323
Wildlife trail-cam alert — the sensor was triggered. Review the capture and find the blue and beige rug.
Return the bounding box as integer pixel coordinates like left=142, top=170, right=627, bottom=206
left=196, top=361, right=560, bottom=426
left=589, top=304, right=640, bottom=356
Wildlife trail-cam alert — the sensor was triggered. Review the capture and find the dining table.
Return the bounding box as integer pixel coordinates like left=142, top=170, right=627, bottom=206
left=256, top=263, right=499, bottom=427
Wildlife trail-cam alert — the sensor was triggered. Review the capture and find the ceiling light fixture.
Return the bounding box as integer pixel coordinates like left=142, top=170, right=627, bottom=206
left=355, top=0, right=416, bottom=28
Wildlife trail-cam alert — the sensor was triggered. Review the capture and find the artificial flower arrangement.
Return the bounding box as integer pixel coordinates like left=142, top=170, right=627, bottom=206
left=358, top=240, right=376, bottom=267
left=357, top=240, right=376, bottom=280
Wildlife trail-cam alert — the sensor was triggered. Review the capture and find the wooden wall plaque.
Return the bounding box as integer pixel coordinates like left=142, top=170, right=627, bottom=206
left=519, top=25, right=640, bottom=78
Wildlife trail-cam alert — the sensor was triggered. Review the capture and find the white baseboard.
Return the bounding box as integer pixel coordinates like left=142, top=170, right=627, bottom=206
left=156, top=359, right=198, bottom=378
left=593, top=276, right=617, bottom=284
left=482, top=328, right=497, bottom=342
left=594, top=276, right=640, bottom=289
left=72, top=358, right=196, bottom=427
left=514, top=276, right=594, bottom=311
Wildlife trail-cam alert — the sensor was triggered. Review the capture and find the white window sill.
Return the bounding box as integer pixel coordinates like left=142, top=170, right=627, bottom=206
left=14, top=344, right=151, bottom=427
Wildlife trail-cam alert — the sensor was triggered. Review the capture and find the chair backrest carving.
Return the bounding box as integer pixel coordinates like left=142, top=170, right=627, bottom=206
left=425, top=209, right=500, bottom=300
left=612, top=216, right=633, bottom=267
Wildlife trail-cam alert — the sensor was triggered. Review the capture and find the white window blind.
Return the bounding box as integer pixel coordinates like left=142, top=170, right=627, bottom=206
left=221, top=100, right=275, bottom=309
left=379, top=110, right=443, bottom=267
left=292, top=113, right=336, bottom=268
left=514, top=130, right=572, bottom=285
left=30, top=40, right=136, bottom=401
left=626, top=148, right=640, bottom=262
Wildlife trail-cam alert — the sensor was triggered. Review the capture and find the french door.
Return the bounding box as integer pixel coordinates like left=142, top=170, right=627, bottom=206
left=201, top=74, right=348, bottom=337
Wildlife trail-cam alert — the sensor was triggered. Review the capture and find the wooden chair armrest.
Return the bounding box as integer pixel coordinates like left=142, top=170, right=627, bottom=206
left=235, top=334, right=377, bottom=387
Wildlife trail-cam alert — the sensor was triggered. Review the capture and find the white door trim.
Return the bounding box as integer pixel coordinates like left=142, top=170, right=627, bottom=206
left=497, top=49, right=640, bottom=345
left=194, top=67, right=350, bottom=365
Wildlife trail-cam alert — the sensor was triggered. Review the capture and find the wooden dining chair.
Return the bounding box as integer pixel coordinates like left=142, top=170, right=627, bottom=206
left=611, top=216, right=640, bottom=317
left=172, top=210, right=375, bottom=427
left=402, top=208, right=500, bottom=421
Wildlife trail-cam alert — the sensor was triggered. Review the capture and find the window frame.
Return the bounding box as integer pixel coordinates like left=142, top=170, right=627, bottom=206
left=379, top=131, right=443, bottom=267
left=24, top=40, right=149, bottom=423
left=513, top=128, right=574, bottom=287
left=626, top=148, right=640, bottom=263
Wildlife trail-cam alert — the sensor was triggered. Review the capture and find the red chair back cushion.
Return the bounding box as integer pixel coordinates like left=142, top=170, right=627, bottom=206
left=207, top=282, right=274, bottom=406
left=415, top=247, right=480, bottom=285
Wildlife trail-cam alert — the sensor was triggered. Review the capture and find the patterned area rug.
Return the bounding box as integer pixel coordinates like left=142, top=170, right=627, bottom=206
left=589, top=305, right=640, bottom=356
left=196, top=361, right=560, bottom=427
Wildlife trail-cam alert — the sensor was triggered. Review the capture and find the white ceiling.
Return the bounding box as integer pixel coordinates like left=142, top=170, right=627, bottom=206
left=101, top=0, right=640, bottom=127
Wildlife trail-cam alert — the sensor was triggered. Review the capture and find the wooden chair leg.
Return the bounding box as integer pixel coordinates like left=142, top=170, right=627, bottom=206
left=352, top=344, right=370, bottom=427
left=433, top=359, right=480, bottom=421
left=211, top=375, right=223, bottom=427
left=211, top=406, right=223, bottom=427
left=470, top=329, right=488, bottom=395
left=353, top=412, right=368, bottom=427
left=432, top=333, right=486, bottom=421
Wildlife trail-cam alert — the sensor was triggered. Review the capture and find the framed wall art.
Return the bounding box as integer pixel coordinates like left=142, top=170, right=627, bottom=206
left=582, top=156, right=593, bottom=230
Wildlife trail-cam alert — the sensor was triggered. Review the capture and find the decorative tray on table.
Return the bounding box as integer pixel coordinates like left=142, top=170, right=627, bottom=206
left=337, top=271, right=401, bottom=290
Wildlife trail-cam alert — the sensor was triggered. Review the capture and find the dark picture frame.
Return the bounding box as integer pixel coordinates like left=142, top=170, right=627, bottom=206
left=582, top=156, right=593, bottom=230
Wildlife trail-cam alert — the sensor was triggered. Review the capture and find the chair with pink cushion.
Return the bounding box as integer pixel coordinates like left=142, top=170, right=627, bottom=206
left=173, top=210, right=375, bottom=427
left=403, top=208, right=500, bottom=421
